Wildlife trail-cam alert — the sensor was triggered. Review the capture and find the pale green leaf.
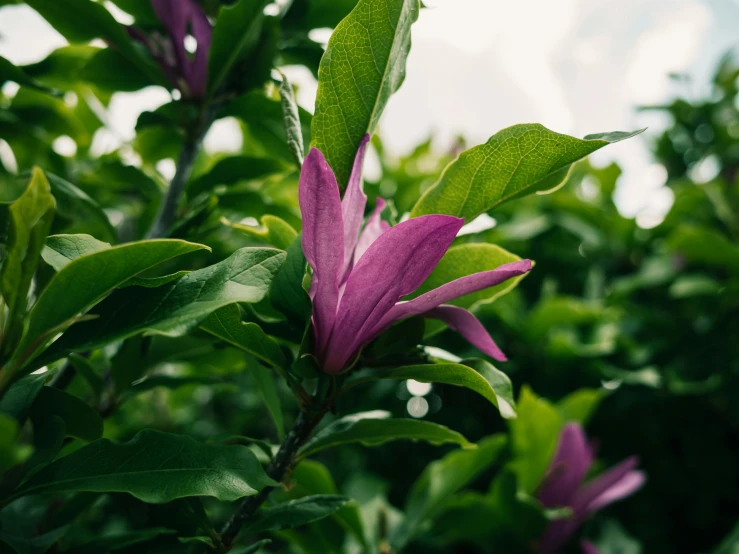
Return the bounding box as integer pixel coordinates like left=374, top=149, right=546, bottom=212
left=224, top=214, right=298, bottom=250
left=311, top=0, right=420, bottom=187
left=412, top=124, right=644, bottom=220
left=279, top=72, right=305, bottom=165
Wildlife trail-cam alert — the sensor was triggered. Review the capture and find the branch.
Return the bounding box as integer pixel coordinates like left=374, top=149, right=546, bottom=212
left=147, top=106, right=216, bottom=239
left=215, top=409, right=323, bottom=551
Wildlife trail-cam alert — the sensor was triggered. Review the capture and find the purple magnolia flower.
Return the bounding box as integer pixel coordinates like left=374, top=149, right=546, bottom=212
left=299, top=136, right=533, bottom=374
left=128, top=0, right=212, bottom=98
left=580, top=540, right=600, bottom=554
left=536, top=423, right=646, bottom=553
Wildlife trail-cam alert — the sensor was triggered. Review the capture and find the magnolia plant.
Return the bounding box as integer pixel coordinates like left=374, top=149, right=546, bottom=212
left=0, top=0, right=646, bottom=552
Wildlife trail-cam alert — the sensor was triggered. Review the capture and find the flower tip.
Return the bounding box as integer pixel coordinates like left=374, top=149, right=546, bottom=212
left=359, top=133, right=371, bottom=147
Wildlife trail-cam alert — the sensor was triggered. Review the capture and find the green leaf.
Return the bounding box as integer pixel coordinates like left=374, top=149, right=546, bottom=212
left=25, top=0, right=165, bottom=86
left=411, top=124, right=644, bottom=220
left=41, top=234, right=110, bottom=271
left=668, top=225, right=739, bottom=274
left=38, top=248, right=284, bottom=366
left=346, top=361, right=515, bottom=418
left=67, top=353, right=104, bottom=397
left=231, top=540, right=272, bottom=554
left=207, top=0, right=270, bottom=94
left=0, top=371, right=51, bottom=422
left=507, top=386, right=563, bottom=494
left=300, top=411, right=473, bottom=458
left=44, top=173, right=116, bottom=242
left=200, top=304, right=287, bottom=369
left=67, top=528, right=175, bottom=553
left=0, top=168, right=56, bottom=361
left=187, top=156, right=287, bottom=198
left=31, top=386, right=103, bottom=442
left=556, top=388, right=604, bottom=424
left=251, top=363, right=285, bottom=441
left=244, top=495, right=351, bottom=534
left=79, top=47, right=152, bottom=92
left=279, top=72, right=305, bottom=165
left=16, top=239, right=208, bottom=369
left=311, top=0, right=420, bottom=187
left=0, top=55, right=57, bottom=95
left=412, top=243, right=527, bottom=310
left=0, top=414, right=31, bottom=472
left=224, top=214, right=298, bottom=250
left=11, top=429, right=277, bottom=503
left=270, top=234, right=311, bottom=324
left=390, top=434, right=507, bottom=550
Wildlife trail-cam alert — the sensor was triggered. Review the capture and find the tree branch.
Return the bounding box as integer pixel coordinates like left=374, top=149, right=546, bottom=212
left=216, top=409, right=323, bottom=551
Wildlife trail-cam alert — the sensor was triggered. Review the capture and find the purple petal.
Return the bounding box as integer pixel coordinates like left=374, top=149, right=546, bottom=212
left=300, top=148, right=345, bottom=355
left=581, top=540, right=601, bottom=554
left=537, top=423, right=594, bottom=508
left=321, top=215, right=463, bottom=373
left=422, top=305, right=508, bottom=361
left=341, top=135, right=370, bottom=278
left=538, top=519, right=579, bottom=554
left=353, top=198, right=390, bottom=267
left=573, top=457, right=643, bottom=517
left=370, top=259, right=532, bottom=335
left=184, top=4, right=212, bottom=97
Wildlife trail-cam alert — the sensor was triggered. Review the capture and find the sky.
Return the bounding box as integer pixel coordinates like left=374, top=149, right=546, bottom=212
left=1, top=0, right=738, bottom=226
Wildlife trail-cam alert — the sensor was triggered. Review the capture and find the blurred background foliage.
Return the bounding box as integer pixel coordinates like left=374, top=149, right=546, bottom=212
left=0, top=1, right=738, bottom=553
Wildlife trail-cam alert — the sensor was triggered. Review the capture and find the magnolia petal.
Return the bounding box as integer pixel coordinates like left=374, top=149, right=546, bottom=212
left=573, top=456, right=643, bottom=517
left=321, top=215, right=463, bottom=373
left=370, top=260, right=532, bottom=334
left=537, top=423, right=594, bottom=508
left=353, top=198, right=390, bottom=267
left=581, top=540, right=601, bottom=554
left=341, top=135, right=370, bottom=278
left=300, top=148, right=345, bottom=354
left=423, top=305, right=507, bottom=361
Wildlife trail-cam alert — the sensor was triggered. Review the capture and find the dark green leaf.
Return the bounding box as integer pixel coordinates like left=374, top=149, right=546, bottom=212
left=390, top=434, right=507, bottom=549
left=412, top=125, right=644, bottom=220
left=79, top=47, right=153, bottom=92
left=16, top=239, right=208, bottom=369
left=200, top=304, right=287, bottom=369
left=67, top=528, right=175, bottom=553
left=207, top=0, right=270, bottom=94
left=44, top=173, right=116, bottom=241
left=279, top=72, right=305, bottom=165
left=244, top=495, right=351, bottom=534
left=252, top=364, right=285, bottom=441
left=187, top=156, right=286, bottom=197
left=31, top=386, right=103, bottom=442
left=39, top=248, right=285, bottom=364
left=270, top=234, right=311, bottom=324
left=12, top=429, right=277, bottom=503
left=0, top=371, right=51, bottom=422
left=0, top=55, right=57, bottom=95
left=300, top=411, right=473, bottom=457
left=668, top=225, right=739, bottom=273
left=312, top=0, right=420, bottom=187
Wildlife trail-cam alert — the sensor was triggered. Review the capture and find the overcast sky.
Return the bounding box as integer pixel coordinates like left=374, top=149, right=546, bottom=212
left=2, top=0, right=738, bottom=225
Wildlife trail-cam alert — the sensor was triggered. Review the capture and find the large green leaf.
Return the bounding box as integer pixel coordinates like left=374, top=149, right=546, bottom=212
left=412, top=243, right=527, bottom=310
left=30, top=386, right=103, bottom=442
left=11, top=429, right=277, bottom=503
left=311, top=0, right=420, bottom=187
left=0, top=371, right=51, bottom=423
left=300, top=411, right=473, bottom=458
left=200, top=304, right=287, bottom=370
left=44, top=173, right=116, bottom=241
left=668, top=225, right=739, bottom=274
left=507, top=386, right=563, bottom=494
left=0, top=168, right=56, bottom=361
left=207, top=0, right=270, bottom=94
left=346, top=360, right=515, bottom=418
left=270, top=235, right=311, bottom=324
left=187, top=156, right=287, bottom=198
left=390, top=434, right=507, bottom=550
left=16, top=239, right=208, bottom=369
left=411, top=125, right=644, bottom=220
left=244, top=495, right=351, bottom=534
left=38, top=248, right=286, bottom=364
left=0, top=55, right=56, bottom=94
left=41, top=234, right=111, bottom=271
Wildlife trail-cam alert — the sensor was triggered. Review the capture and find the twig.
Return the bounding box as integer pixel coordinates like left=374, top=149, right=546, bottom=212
left=215, top=409, right=324, bottom=551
